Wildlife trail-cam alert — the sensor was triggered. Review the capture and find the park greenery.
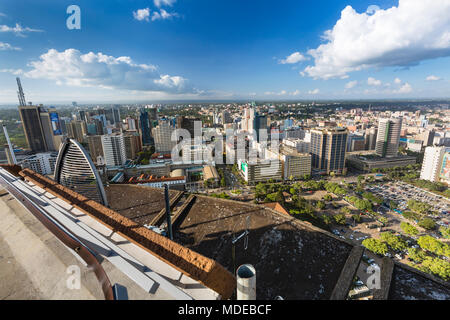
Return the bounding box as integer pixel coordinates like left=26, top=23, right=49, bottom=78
left=362, top=238, right=388, bottom=256
left=380, top=232, right=407, bottom=252
left=440, top=226, right=450, bottom=239
left=210, top=192, right=230, bottom=199
left=407, top=199, right=432, bottom=215
left=417, top=235, right=450, bottom=258
left=345, top=196, right=373, bottom=212
left=400, top=222, right=419, bottom=236
left=418, top=218, right=436, bottom=230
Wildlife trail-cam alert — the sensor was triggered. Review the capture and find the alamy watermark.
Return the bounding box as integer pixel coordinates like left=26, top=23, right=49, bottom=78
left=66, top=5, right=81, bottom=30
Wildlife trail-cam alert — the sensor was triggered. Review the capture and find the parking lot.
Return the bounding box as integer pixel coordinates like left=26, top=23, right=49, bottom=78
left=365, top=181, right=450, bottom=229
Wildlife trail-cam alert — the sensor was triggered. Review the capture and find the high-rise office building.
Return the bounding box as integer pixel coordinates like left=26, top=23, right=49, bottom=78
left=222, top=111, right=232, bottom=124
left=139, top=109, right=153, bottom=146
left=375, top=117, right=402, bottom=158
left=67, top=120, right=87, bottom=144
left=123, top=133, right=142, bottom=160
left=87, top=135, right=104, bottom=164
left=176, top=116, right=199, bottom=138
left=420, top=146, right=447, bottom=182
left=18, top=105, right=48, bottom=153
left=310, top=127, right=348, bottom=175
left=364, top=127, right=378, bottom=151
left=253, top=114, right=268, bottom=143
left=101, top=134, right=127, bottom=167
left=55, top=138, right=108, bottom=206
left=152, top=121, right=176, bottom=153
left=126, top=117, right=137, bottom=131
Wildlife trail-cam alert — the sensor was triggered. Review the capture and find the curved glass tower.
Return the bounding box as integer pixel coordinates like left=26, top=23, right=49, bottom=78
left=54, top=138, right=108, bottom=206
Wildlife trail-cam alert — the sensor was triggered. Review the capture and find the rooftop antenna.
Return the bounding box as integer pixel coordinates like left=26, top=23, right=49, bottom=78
left=16, top=77, right=26, bottom=106
left=164, top=184, right=173, bottom=240
left=231, top=216, right=250, bottom=277
left=2, top=125, right=17, bottom=164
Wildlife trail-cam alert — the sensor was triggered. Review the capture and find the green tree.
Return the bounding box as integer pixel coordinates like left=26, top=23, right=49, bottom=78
left=400, top=222, right=419, bottom=236
left=362, top=238, right=389, bottom=256
left=322, top=215, right=332, bottom=225
left=316, top=201, right=326, bottom=210
left=380, top=232, right=407, bottom=251
left=439, top=226, right=450, bottom=239
left=341, top=207, right=351, bottom=215
left=407, top=248, right=427, bottom=263
left=352, top=214, right=361, bottom=223
left=418, top=218, right=436, bottom=230
left=420, top=257, right=450, bottom=281
left=417, top=236, right=450, bottom=258
left=333, top=213, right=346, bottom=225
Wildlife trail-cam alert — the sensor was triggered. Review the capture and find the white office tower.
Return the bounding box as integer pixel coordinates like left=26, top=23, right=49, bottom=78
left=375, top=117, right=402, bottom=158
left=20, top=152, right=58, bottom=176
left=126, top=117, right=137, bottom=131
left=101, top=134, right=127, bottom=167
left=420, top=146, right=446, bottom=182
left=152, top=121, right=176, bottom=153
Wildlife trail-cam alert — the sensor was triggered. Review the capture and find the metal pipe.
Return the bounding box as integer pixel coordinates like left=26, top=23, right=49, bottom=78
left=164, top=184, right=173, bottom=240
left=236, top=264, right=256, bottom=300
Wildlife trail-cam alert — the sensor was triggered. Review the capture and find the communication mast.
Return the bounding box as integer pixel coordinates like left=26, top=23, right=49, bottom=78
left=2, top=125, right=17, bottom=164
left=16, top=77, right=26, bottom=106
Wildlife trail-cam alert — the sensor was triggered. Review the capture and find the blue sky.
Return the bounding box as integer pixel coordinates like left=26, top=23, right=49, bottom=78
left=0, top=0, right=449, bottom=104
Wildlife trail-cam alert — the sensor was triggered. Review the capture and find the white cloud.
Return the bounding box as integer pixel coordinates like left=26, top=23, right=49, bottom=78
left=0, top=42, right=21, bottom=51
left=345, top=80, right=357, bottom=89
left=394, top=82, right=413, bottom=94
left=152, top=9, right=179, bottom=21
left=264, top=90, right=288, bottom=96
left=368, top=77, right=382, bottom=86
left=366, top=5, right=380, bottom=15
left=303, top=0, right=450, bottom=79
left=0, top=13, right=6, bottom=17
left=133, top=8, right=151, bottom=22
left=0, top=23, right=43, bottom=36
left=25, top=49, right=193, bottom=94
left=279, top=52, right=307, bottom=64
left=0, top=68, right=23, bottom=75
left=308, top=89, right=320, bottom=95
left=394, top=78, right=402, bottom=84
left=426, top=75, right=441, bottom=81
left=291, top=89, right=301, bottom=96
left=154, top=0, right=176, bottom=8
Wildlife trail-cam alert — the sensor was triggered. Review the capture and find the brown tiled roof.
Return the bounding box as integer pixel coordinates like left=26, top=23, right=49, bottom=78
left=262, top=202, right=290, bottom=216
left=19, top=168, right=235, bottom=299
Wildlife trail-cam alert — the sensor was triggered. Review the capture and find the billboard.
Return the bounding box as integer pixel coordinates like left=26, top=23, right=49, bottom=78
left=50, top=112, right=62, bottom=135
left=440, top=152, right=450, bottom=182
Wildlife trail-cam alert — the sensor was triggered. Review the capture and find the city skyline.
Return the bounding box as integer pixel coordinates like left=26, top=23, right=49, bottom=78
left=0, top=0, right=449, bottom=104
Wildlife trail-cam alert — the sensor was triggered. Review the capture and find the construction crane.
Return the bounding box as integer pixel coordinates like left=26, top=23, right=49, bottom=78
left=16, top=77, right=26, bottom=106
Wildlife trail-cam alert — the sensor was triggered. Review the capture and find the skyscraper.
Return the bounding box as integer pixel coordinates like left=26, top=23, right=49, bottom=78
left=67, top=120, right=87, bottom=144
left=139, top=109, right=153, bottom=146
left=375, top=117, right=402, bottom=158
left=123, top=133, right=143, bottom=160
left=101, top=134, right=127, bottom=166
left=310, top=127, right=348, bottom=175
left=39, top=108, right=63, bottom=151
left=420, top=146, right=447, bottom=182
left=176, top=116, right=199, bottom=138
left=87, top=135, right=105, bottom=164
left=253, top=113, right=267, bottom=142
left=18, top=105, right=49, bottom=153
left=152, top=121, right=176, bottom=153
left=54, top=138, right=108, bottom=206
